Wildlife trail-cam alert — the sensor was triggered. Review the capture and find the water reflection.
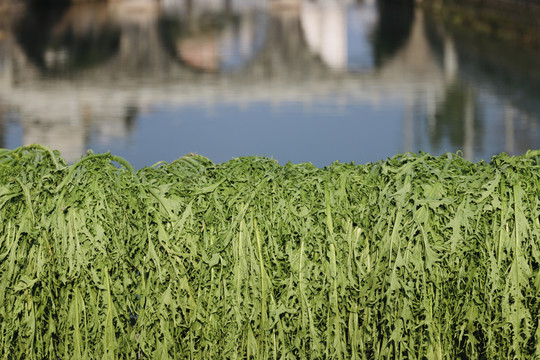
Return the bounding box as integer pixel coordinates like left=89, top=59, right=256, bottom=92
left=0, top=0, right=538, bottom=166
left=430, top=83, right=484, bottom=158
left=424, top=14, right=540, bottom=158
left=14, top=3, right=121, bottom=74
left=371, top=0, right=414, bottom=67
left=159, top=3, right=267, bottom=73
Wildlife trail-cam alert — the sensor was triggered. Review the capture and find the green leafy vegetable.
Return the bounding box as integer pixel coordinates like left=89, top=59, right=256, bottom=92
left=1, top=145, right=540, bottom=359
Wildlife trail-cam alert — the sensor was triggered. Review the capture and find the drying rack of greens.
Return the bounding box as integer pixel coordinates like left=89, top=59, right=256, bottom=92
left=1, top=145, right=539, bottom=359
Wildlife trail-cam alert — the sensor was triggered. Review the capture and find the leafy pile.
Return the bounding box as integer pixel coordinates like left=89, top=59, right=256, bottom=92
left=1, top=145, right=540, bottom=359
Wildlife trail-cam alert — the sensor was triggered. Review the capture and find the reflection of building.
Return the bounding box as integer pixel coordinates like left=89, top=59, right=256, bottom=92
left=301, top=1, right=348, bottom=70
left=301, top=0, right=379, bottom=71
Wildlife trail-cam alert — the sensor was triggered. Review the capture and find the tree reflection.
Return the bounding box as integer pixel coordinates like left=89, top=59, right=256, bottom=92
left=14, top=3, right=120, bottom=75
left=423, top=9, right=540, bottom=157
left=430, top=83, right=483, bottom=159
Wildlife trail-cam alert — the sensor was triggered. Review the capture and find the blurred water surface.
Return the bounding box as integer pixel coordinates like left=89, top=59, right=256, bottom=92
left=0, top=0, right=539, bottom=167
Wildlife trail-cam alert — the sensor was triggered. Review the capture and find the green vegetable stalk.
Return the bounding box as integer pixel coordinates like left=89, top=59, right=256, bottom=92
left=0, top=145, right=539, bottom=359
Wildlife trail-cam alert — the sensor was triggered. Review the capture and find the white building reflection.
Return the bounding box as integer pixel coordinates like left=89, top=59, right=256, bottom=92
left=301, top=0, right=378, bottom=71
left=301, top=1, right=347, bottom=70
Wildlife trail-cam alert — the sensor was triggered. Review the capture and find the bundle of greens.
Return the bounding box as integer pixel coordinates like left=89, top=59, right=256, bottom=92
left=1, top=145, right=539, bottom=359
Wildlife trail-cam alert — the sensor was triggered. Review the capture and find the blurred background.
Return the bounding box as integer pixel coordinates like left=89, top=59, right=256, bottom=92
left=0, top=0, right=539, bottom=167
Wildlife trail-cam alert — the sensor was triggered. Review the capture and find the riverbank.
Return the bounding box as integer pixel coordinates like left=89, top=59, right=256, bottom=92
left=421, top=0, right=540, bottom=48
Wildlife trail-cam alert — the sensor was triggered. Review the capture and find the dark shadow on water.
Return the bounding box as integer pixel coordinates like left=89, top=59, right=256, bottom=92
left=14, top=4, right=121, bottom=75
left=372, top=0, right=415, bottom=67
